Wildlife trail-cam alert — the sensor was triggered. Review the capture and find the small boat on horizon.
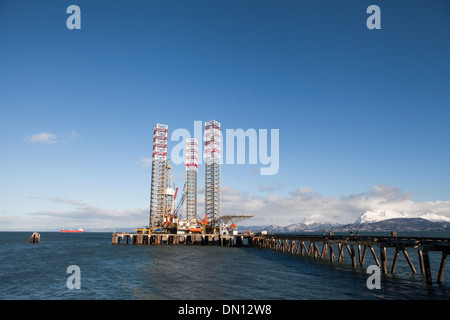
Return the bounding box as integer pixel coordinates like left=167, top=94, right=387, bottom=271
left=61, top=228, right=84, bottom=233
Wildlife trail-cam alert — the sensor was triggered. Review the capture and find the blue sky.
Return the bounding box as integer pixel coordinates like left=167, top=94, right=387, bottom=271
left=1, top=0, right=450, bottom=230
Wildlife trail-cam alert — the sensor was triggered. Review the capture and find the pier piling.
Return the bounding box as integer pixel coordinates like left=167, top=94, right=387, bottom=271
left=438, top=251, right=448, bottom=284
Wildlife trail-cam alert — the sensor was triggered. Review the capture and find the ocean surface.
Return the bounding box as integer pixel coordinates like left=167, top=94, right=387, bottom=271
left=1, top=231, right=450, bottom=300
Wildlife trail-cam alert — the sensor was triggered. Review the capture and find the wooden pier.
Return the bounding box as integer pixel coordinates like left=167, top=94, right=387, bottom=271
left=252, top=234, right=450, bottom=285
left=112, top=232, right=450, bottom=285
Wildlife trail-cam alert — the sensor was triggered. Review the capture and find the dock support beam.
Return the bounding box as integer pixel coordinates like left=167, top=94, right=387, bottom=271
left=370, top=246, right=380, bottom=267
left=350, top=245, right=356, bottom=268
left=345, top=244, right=356, bottom=268
left=438, top=251, right=448, bottom=284
left=391, top=248, right=400, bottom=274
left=380, top=247, right=388, bottom=274
left=360, top=245, right=367, bottom=266
left=338, top=243, right=344, bottom=262
left=402, top=249, right=416, bottom=274
left=422, top=250, right=433, bottom=285
left=418, top=250, right=425, bottom=275
left=328, top=243, right=335, bottom=263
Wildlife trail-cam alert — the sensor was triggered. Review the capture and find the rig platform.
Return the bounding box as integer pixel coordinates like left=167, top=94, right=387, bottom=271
left=112, top=232, right=252, bottom=247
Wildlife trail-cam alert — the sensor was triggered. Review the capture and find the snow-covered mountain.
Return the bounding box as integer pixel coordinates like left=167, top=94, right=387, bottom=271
left=302, top=214, right=339, bottom=226
left=239, top=215, right=340, bottom=233
left=354, top=210, right=450, bottom=224
left=241, top=211, right=450, bottom=233
left=334, top=218, right=450, bottom=232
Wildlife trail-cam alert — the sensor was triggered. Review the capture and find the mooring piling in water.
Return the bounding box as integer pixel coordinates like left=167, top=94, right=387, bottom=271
left=28, top=232, right=40, bottom=244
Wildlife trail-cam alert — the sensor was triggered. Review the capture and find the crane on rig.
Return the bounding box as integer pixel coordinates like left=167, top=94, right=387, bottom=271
left=174, top=182, right=188, bottom=219
left=172, top=183, right=197, bottom=234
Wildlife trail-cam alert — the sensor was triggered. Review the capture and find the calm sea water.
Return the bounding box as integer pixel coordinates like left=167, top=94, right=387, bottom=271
left=1, top=231, right=450, bottom=300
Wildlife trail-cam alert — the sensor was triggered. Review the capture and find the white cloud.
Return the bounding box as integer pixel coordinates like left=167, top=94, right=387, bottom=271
left=27, top=196, right=89, bottom=207
left=27, top=132, right=58, bottom=144
left=26, top=131, right=79, bottom=144
left=3, top=185, right=449, bottom=231
left=3, top=196, right=148, bottom=231
left=220, top=184, right=450, bottom=226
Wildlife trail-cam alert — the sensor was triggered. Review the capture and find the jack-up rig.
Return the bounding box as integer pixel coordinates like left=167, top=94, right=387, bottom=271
left=139, top=120, right=252, bottom=235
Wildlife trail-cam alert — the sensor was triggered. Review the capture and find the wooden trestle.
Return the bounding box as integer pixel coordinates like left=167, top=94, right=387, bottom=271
left=251, top=234, right=450, bottom=285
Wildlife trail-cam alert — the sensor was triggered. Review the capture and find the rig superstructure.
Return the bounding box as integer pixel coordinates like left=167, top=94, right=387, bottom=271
left=145, top=120, right=252, bottom=235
